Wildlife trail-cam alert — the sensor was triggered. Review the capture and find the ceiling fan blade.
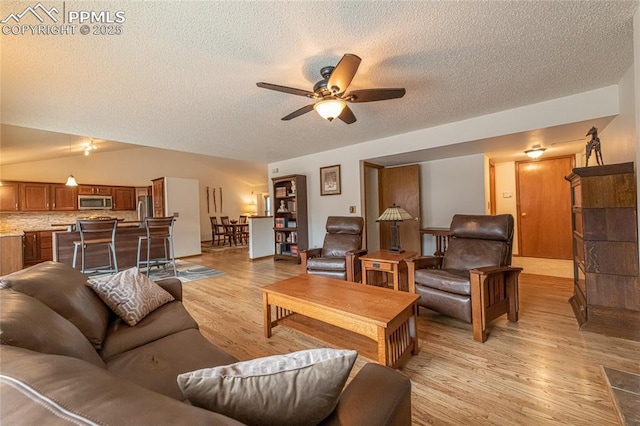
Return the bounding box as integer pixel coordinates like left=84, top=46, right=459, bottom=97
left=256, top=82, right=315, bottom=98
left=327, top=54, right=362, bottom=95
left=281, top=104, right=315, bottom=121
left=346, top=88, right=406, bottom=103
left=338, top=105, right=356, bottom=124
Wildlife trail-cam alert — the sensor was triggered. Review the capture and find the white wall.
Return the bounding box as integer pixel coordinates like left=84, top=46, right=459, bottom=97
left=165, top=177, right=201, bottom=257
left=269, top=87, right=620, bottom=249
left=0, top=146, right=268, bottom=242
left=419, top=154, right=486, bottom=255
left=494, top=162, right=519, bottom=255
left=600, top=65, right=637, bottom=165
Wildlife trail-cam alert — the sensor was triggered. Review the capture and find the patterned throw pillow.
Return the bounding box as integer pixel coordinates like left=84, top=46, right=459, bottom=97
left=87, top=268, right=174, bottom=326
left=177, top=348, right=357, bottom=425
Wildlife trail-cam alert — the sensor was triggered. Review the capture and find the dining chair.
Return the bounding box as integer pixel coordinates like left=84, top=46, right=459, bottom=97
left=136, top=216, right=177, bottom=277
left=72, top=218, right=119, bottom=274
left=238, top=215, right=249, bottom=245
left=219, top=216, right=235, bottom=246
left=209, top=216, right=225, bottom=246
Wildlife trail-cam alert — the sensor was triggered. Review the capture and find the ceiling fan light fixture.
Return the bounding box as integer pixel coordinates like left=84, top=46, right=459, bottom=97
left=314, top=99, right=346, bottom=121
left=525, top=147, right=546, bottom=159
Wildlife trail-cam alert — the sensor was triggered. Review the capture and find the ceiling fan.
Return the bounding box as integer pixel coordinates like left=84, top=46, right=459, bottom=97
left=256, top=54, right=406, bottom=124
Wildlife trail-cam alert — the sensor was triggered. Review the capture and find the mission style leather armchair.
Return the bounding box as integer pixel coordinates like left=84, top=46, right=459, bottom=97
left=406, top=214, right=522, bottom=342
left=300, top=216, right=367, bottom=282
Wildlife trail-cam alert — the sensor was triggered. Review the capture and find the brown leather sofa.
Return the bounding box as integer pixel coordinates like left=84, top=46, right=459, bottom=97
left=301, top=216, right=367, bottom=282
left=0, top=261, right=411, bottom=425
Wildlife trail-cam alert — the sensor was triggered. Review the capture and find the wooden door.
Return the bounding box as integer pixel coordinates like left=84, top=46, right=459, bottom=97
left=0, top=182, right=20, bottom=211
left=516, top=156, right=574, bottom=259
left=50, top=184, right=77, bottom=210
left=20, top=183, right=50, bottom=211
left=113, top=187, right=136, bottom=210
left=379, top=165, right=421, bottom=253
left=152, top=178, right=165, bottom=217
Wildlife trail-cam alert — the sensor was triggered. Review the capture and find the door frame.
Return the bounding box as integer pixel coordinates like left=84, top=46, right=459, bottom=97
left=362, top=161, right=384, bottom=252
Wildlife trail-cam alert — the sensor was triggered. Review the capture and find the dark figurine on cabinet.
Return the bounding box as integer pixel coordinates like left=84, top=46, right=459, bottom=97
left=585, top=126, right=604, bottom=166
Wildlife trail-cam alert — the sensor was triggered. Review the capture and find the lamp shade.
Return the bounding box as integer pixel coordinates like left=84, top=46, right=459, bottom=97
left=376, top=204, right=413, bottom=222
left=314, top=99, right=346, bottom=121
left=65, top=174, right=78, bottom=186
left=525, top=148, right=545, bottom=159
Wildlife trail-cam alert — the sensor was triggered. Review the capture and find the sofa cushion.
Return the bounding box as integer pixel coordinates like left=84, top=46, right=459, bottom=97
left=177, top=348, right=357, bottom=425
left=442, top=238, right=508, bottom=272
left=322, top=234, right=361, bottom=258
left=100, top=300, right=199, bottom=360
left=414, top=268, right=471, bottom=296
left=0, top=290, right=105, bottom=368
left=0, top=345, right=243, bottom=425
left=0, top=261, right=110, bottom=349
left=106, top=328, right=238, bottom=400
left=306, top=256, right=347, bottom=272
left=87, top=268, right=174, bottom=326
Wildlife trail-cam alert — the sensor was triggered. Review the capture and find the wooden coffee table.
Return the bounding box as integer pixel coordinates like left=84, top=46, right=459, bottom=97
left=262, top=274, right=419, bottom=368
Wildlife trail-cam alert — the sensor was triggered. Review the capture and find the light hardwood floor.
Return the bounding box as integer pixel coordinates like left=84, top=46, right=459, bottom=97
left=181, top=247, right=639, bottom=425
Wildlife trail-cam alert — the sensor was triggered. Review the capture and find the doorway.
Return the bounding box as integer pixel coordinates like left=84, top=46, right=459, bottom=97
left=516, top=156, right=574, bottom=259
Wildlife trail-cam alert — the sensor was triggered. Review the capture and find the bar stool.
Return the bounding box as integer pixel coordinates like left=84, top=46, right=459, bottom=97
left=72, top=218, right=119, bottom=274
left=136, top=217, right=177, bottom=277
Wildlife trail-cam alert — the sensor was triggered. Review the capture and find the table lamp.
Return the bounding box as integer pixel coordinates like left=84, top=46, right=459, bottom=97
left=376, top=204, right=413, bottom=252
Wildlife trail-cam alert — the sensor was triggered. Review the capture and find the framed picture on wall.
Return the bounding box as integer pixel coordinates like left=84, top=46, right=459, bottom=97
left=320, top=165, right=341, bottom=196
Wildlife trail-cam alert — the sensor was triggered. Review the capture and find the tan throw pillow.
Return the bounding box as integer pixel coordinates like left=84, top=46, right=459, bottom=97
left=87, top=268, right=174, bottom=326
left=177, top=348, right=357, bottom=425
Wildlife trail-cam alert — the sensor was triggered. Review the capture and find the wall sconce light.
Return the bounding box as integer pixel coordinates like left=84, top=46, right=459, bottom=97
left=525, top=145, right=546, bottom=159
left=376, top=203, right=413, bottom=252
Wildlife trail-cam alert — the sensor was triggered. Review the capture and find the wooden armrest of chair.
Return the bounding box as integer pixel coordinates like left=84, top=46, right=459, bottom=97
left=405, top=256, right=443, bottom=270
left=300, top=248, right=323, bottom=274
left=469, top=265, right=522, bottom=343
left=345, top=249, right=368, bottom=282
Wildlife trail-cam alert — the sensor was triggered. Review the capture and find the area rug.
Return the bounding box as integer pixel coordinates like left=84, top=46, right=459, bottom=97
left=90, top=260, right=224, bottom=283
left=201, top=242, right=248, bottom=253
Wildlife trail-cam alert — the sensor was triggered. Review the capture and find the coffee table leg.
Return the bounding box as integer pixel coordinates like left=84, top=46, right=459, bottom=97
left=263, top=292, right=272, bottom=338
left=411, top=303, right=419, bottom=354
left=377, top=326, right=389, bottom=366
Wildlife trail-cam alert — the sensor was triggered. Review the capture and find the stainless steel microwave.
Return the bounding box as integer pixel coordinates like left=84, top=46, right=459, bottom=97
left=78, top=195, right=113, bottom=210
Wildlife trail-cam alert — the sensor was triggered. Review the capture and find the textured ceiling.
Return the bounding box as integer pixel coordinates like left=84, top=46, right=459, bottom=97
left=1, top=1, right=637, bottom=165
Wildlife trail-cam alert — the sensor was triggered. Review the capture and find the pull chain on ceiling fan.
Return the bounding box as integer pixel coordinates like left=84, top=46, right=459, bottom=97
left=257, top=53, right=406, bottom=124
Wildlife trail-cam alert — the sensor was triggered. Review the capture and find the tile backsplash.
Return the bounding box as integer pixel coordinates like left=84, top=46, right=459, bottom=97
left=0, top=210, right=139, bottom=233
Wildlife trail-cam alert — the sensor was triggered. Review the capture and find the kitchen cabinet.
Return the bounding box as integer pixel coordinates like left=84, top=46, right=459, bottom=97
left=0, top=181, right=20, bottom=211
left=20, top=183, right=50, bottom=211
left=23, top=230, right=53, bottom=268
left=112, top=186, right=136, bottom=210
left=152, top=178, right=165, bottom=217
left=0, top=235, right=23, bottom=275
left=78, top=185, right=112, bottom=195
left=50, top=184, right=77, bottom=211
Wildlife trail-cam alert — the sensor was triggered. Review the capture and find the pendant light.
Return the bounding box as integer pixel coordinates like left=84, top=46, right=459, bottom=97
left=65, top=136, right=78, bottom=186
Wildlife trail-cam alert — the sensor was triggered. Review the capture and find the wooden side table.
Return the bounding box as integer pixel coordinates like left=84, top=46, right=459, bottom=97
left=360, top=250, right=417, bottom=291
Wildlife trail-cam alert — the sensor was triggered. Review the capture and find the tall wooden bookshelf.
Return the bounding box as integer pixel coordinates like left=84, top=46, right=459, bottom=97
left=566, top=162, right=640, bottom=341
left=272, top=175, right=308, bottom=262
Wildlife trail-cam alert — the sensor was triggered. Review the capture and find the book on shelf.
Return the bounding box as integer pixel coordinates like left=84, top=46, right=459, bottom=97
left=274, top=217, right=286, bottom=228
left=275, top=187, right=287, bottom=198
left=287, top=219, right=297, bottom=228
left=290, top=245, right=298, bottom=256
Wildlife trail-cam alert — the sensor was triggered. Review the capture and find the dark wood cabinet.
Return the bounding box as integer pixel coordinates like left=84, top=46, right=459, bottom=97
left=272, top=175, right=308, bottom=262
left=152, top=178, right=165, bottom=217
left=0, top=181, right=20, bottom=211
left=19, top=182, right=50, bottom=211
left=50, top=184, right=77, bottom=211
left=78, top=185, right=112, bottom=195
left=567, top=162, right=640, bottom=340
left=112, top=186, right=136, bottom=210
left=23, top=230, right=54, bottom=267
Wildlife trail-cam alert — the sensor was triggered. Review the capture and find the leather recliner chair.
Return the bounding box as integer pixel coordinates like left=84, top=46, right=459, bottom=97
left=300, top=216, right=367, bottom=282
left=406, top=214, right=522, bottom=342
